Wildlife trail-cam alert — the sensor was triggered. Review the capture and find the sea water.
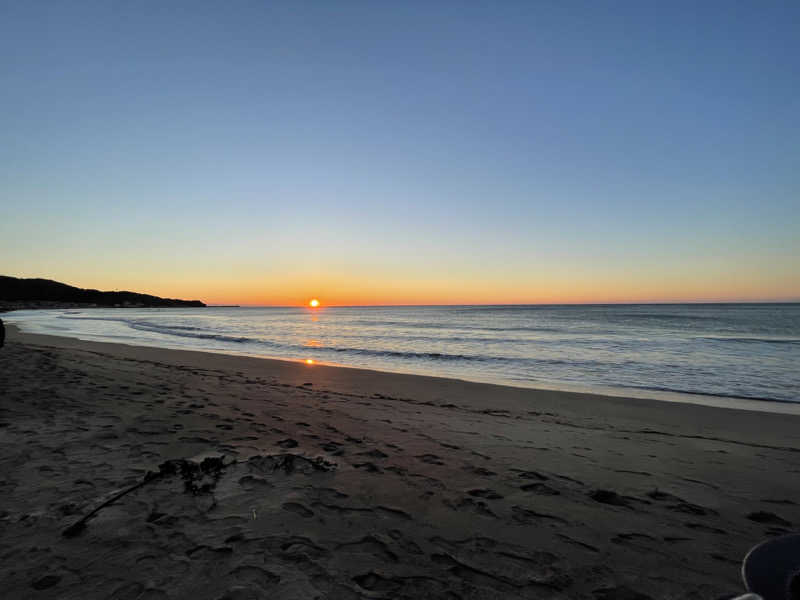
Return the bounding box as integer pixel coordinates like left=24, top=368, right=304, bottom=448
left=6, top=304, right=799, bottom=404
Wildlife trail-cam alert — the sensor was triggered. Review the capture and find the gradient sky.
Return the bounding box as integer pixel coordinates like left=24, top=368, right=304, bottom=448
left=1, top=1, right=798, bottom=305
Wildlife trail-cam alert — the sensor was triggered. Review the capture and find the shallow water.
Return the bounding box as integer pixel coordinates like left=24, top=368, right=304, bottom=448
left=6, top=304, right=800, bottom=404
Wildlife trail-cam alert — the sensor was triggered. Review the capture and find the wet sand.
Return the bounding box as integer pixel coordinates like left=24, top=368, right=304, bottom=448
left=2, top=324, right=799, bottom=599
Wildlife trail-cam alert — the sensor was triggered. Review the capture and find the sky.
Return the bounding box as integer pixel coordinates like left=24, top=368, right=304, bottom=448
left=1, top=1, right=798, bottom=305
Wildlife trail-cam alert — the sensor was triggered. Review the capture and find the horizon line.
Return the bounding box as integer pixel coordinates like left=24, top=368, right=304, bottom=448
left=206, top=300, right=800, bottom=308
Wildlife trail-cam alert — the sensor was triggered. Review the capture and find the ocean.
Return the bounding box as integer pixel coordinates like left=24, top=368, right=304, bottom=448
left=5, top=304, right=799, bottom=405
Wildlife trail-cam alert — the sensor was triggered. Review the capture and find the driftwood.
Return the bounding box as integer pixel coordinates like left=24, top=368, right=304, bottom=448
left=62, top=456, right=228, bottom=538
left=61, top=453, right=335, bottom=538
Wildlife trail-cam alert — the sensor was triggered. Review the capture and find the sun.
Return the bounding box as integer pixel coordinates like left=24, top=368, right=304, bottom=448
left=309, top=298, right=320, bottom=308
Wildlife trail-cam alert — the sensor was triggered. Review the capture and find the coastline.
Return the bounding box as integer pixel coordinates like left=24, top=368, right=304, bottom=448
left=3, top=323, right=800, bottom=598
left=7, top=320, right=800, bottom=416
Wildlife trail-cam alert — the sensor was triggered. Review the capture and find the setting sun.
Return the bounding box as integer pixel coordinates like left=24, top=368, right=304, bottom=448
left=309, top=299, right=320, bottom=308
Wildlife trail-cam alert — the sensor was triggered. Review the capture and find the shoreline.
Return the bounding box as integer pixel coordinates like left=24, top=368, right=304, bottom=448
left=7, top=321, right=800, bottom=416
left=2, top=321, right=800, bottom=598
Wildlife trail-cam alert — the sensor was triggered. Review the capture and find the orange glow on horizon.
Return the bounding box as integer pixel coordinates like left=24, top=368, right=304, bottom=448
left=305, top=359, right=314, bottom=364
left=49, top=267, right=800, bottom=308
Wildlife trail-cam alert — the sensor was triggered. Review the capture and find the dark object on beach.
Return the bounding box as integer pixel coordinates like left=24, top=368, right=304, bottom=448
left=62, top=453, right=333, bottom=538
left=62, top=456, right=228, bottom=538
left=742, top=533, right=800, bottom=600
left=159, top=456, right=228, bottom=495
left=0, top=318, right=4, bottom=348
left=63, top=469, right=165, bottom=538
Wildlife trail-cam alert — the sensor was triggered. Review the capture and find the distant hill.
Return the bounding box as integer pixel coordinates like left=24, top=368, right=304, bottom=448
left=0, top=276, right=206, bottom=310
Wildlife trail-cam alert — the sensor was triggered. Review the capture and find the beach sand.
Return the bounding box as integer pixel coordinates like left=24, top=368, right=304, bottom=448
left=2, top=324, right=799, bottom=599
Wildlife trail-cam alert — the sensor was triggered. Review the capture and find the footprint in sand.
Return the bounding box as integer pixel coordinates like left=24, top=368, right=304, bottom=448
left=463, top=465, right=497, bottom=477
left=353, top=462, right=382, bottom=473
left=521, top=482, right=560, bottom=495
left=337, top=536, right=398, bottom=562
left=512, top=505, right=567, bottom=524
left=352, top=572, right=402, bottom=594
left=685, top=522, right=727, bottom=535
left=227, top=565, right=280, bottom=588
left=747, top=511, right=791, bottom=526
left=515, top=470, right=549, bottom=481
left=588, top=489, right=632, bottom=508
left=416, top=454, right=444, bottom=465
left=31, top=575, right=61, bottom=590
left=320, top=441, right=344, bottom=455
left=467, top=489, right=503, bottom=500
left=360, top=448, right=389, bottom=458
left=282, top=502, right=314, bottom=517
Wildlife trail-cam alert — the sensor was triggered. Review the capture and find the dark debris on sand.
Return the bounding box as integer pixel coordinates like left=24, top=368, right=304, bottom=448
left=62, top=453, right=336, bottom=538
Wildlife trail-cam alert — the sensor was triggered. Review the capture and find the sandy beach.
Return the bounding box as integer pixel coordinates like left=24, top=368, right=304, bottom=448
left=2, top=324, right=799, bottom=600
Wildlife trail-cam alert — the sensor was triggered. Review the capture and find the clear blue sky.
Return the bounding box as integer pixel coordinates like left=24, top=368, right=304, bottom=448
left=1, top=1, right=797, bottom=304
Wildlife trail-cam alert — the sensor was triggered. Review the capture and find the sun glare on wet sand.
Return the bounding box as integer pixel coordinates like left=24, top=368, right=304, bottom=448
left=309, top=299, right=320, bottom=308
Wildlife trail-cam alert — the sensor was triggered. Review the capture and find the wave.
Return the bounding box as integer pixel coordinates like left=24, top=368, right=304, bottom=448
left=622, top=383, right=799, bottom=404
left=615, top=312, right=719, bottom=321
left=315, top=346, right=615, bottom=369
left=325, top=346, right=480, bottom=361
left=350, top=319, right=562, bottom=333
left=698, top=336, right=800, bottom=345
left=128, top=323, right=260, bottom=345
left=56, top=315, right=274, bottom=347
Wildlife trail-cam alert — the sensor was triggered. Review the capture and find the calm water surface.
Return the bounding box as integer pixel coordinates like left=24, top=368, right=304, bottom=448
left=7, top=304, right=799, bottom=404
